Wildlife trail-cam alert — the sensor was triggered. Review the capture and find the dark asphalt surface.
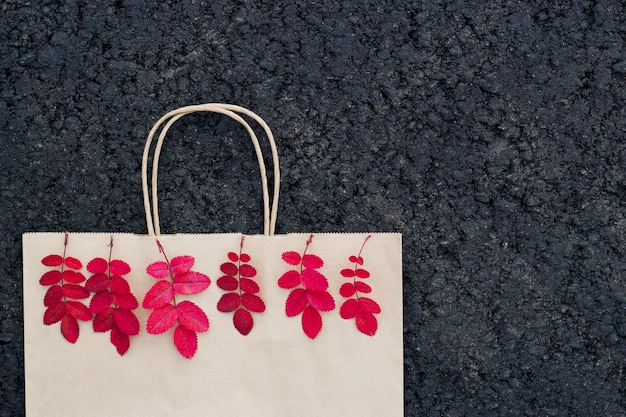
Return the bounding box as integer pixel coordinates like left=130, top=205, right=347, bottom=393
left=2, top=1, right=626, bottom=416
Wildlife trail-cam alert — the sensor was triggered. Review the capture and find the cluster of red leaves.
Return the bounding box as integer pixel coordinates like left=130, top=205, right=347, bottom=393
left=40, top=234, right=90, bottom=343
left=339, top=235, right=380, bottom=336
left=143, top=241, right=211, bottom=358
left=85, top=241, right=139, bottom=355
left=278, top=235, right=335, bottom=339
left=217, top=237, right=265, bottom=335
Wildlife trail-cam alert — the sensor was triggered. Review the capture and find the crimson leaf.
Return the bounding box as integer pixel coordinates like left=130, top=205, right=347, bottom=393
left=62, top=284, right=89, bottom=299
left=239, top=277, right=260, bottom=294
left=43, top=304, right=66, bottom=325
left=241, top=293, right=266, bottom=313
left=109, top=259, right=131, bottom=275
left=217, top=276, right=239, bottom=291
left=217, top=293, right=241, bottom=312
left=65, top=301, right=91, bottom=321
left=41, top=254, right=63, bottom=267
left=300, top=268, right=328, bottom=291
left=282, top=251, right=301, bottom=265
left=43, top=285, right=64, bottom=307
left=170, top=256, right=194, bottom=274
left=87, top=257, right=108, bottom=274
left=114, top=292, right=139, bottom=310
left=146, top=261, right=170, bottom=278
left=173, top=271, right=211, bottom=295
left=285, top=288, right=308, bottom=317
left=358, top=297, right=381, bottom=314
left=302, top=254, right=324, bottom=269
left=174, top=325, right=198, bottom=359
left=233, top=308, right=253, bottom=336
left=355, top=311, right=378, bottom=336
left=146, top=304, right=178, bottom=334
left=339, top=282, right=356, bottom=298
left=354, top=281, right=372, bottom=293
left=111, top=326, right=130, bottom=355
left=61, top=270, right=86, bottom=284
left=302, top=306, right=322, bottom=339
left=240, top=253, right=251, bottom=263
left=340, top=299, right=359, bottom=319
left=61, top=313, right=79, bottom=343
left=39, top=270, right=62, bottom=286
left=220, top=262, right=238, bottom=276
left=306, top=290, right=335, bottom=312
left=340, top=268, right=356, bottom=278
left=114, top=308, right=140, bottom=336
left=277, top=270, right=300, bottom=289
left=142, top=280, right=174, bottom=309
left=89, top=290, right=113, bottom=314
left=238, top=264, right=257, bottom=278
left=109, top=275, right=131, bottom=294
left=63, top=257, right=82, bottom=270
left=93, top=307, right=115, bottom=332
left=227, top=252, right=239, bottom=262
left=176, top=300, right=209, bottom=332
left=85, top=273, right=109, bottom=292
left=355, top=268, right=371, bottom=279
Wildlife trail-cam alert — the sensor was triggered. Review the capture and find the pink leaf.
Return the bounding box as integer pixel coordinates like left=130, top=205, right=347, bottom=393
left=43, top=285, right=64, bottom=307
left=282, top=251, right=301, bottom=266
left=300, top=268, right=329, bottom=291
left=85, top=273, right=109, bottom=292
left=61, top=270, right=86, bottom=284
left=146, top=261, right=170, bottom=278
left=114, top=308, right=140, bottom=335
left=302, top=254, right=324, bottom=269
left=109, top=259, right=131, bottom=275
left=173, top=271, right=211, bottom=295
left=233, top=308, right=253, bottom=336
left=355, top=311, right=378, bottom=336
left=64, top=256, right=82, bottom=270
left=111, top=325, right=130, bottom=355
left=285, top=288, right=308, bottom=317
left=86, top=257, right=108, bottom=274
left=217, top=293, right=241, bottom=312
left=227, top=252, right=239, bottom=262
left=277, top=270, right=301, bottom=289
left=39, top=270, right=62, bottom=286
left=217, top=276, right=239, bottom=291
left=62, top=284, right=89, bottom=299
left=302, top=306, right=322, bottom=339
left=114, top=292, right=139, bottom=310
left=306, top=290, right=335, bottom=312
left=354, top=281, right=372, bottom=293
left=220, top=262, right=238, bottom=276
left=358, top=297, right=381, bottom=314
left=241, top=293, right=266, bottom=313
left=239, top=277, right=260, bottom=294
left=176, top=300, right=209, bottom=332
left=109, top=275, right=131, bottom=294
left=93, top=307, right=115, bottom=332
left=340, top=268, right=356, bottom=278
left=61, top=313, right=79, bottom=343
left=170, top=256, right=194, bottom=274
left=355, top=268, right=370, bottom=279
left=240, top=253, right=251, bottom=263
left=142, top=280, right=174, bottom=309
left=174, top=325, right=198, bottom=359
left=238, top=264, right=257, bottom=278
left=340, top=299, right=359, bottom=319
left=41, top=254, right=63, bottom=267
left=43, top=304, right=66, bottom=325
left=65, top=300, right=92, bottom=321
left=89, top=290, right=113, bottom=314
left=146, top=304, right=178, bottom=334
left=339, top=282, right=356, bottom=298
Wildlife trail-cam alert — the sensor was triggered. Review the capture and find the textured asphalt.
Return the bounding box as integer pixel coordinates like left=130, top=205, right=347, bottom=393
left=2, top=1, right=626, bottom=416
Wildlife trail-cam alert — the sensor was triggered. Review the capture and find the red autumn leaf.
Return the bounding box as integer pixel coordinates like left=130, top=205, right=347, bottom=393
left=40, top=270, right=62, bottom=286
left=111, top=326, right=130, bottom=355
left=220, top=262, right=238, bottom=276
left=302, top=306, right=322, bottom=339
left=42, top=254, right=63, bottom=267
left=306, top=290, right=335, bottom=312
left=217, top=276, right=239, bottom=291
left=239, top=277, right=259, bottom=294
left=240, top=253, right=251, bottom=263
left=282, top=251, right=301, bottom=265
left=227, top=252, right=239, bottom=262
left=43, top=304, right=66, bottom=325
left=355, top=268, right=370, bottom=279
left=62, top=284, right=89, bottom=299
left=302, top=254, right=324, bottom=269
left=358, top=297, right=381, bottom=314
left=355, top=311, right=378, bottom=336
left=300, top=268, right=329, bottom=291
left=61, top=313, right=79, bottom=343
left=61, top=270, right=86, bottom=284
left=285, top=288, right=308, bottom=317
left=173, top=271, right=211, bottom=295
left=65, top=300, right=91, bottom=321
left=241, top=293, right=266, bottom=313
left=340, top=299, right=359, bottom=319
left=233, top=308, right=253, bottom=336
left=93, top=307, right=115, bottom=332
left=114, top=308, right=140, bottom=336
left=339, top=282, right=356, bottom=298
left=277, top=270, right=300, bottom=289
left=146, top=261, right=170, bottom=278
left=87, top=257, right=108, bottom=274
left=64, top=256, right=82, bottom=270
left=349, top=255, right=364, bottom=265
left=174, top=325, right=198, bottom=359
left=354, top=281, right=372, bottom=293
left=176, top=301, right=209, bottom=332
left=142, top=280, right=174, bottom=309
left=85, top=273, right=109, bottom=292
left=109, top=275, right=131, bottom=294
left=217, top=292, right=241, bottom=312
left=238, top=264, right=257, bottom=278
left=43, top=285, right=64, bottom=307
left=340, top=268, right=356, bottom=278
left=146, top=304, right=178, bottom=334
left=114, top=292, right=139, bottom=310
left=109, top=259, right=131, bottom=275
left=89, top=290, right=113, bottom=314
left=170, top=256, right=194, bottom=274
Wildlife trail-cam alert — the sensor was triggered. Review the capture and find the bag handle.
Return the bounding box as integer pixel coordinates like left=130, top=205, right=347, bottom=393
left=142, top=103, right=280, bottom=237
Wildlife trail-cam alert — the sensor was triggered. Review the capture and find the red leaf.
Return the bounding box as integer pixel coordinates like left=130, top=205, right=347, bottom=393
left=43, top=285, right=64, bottom=307
left=93, top=307, right=115, bottom=332
left=240, top=253, right=251, bottom=263
left=174, top=325, right=198, bottom=359
left=339, top=282, right=356, bottom=298
left=239, top=264, right=257, bottom=278
left=220, top=262, right=238, bottom=276
left=233, top=308, right=253, bottom=336
left=61, top=270, right=86, bottom=284
left=277, top=270, right=300, bottom=289
left=239, top=277, right=259, bottom=294
left=341, top=268, right=356, bottom=278
left=340, top=299, right=359, bottom=319
left=62, top=284, right=89, bottom=299
left=89, top=290, right=113, bottom=314
left=109, top=259, right=131, bottom=275
left=217, top=293, right=241, bottom=312
left=241, top=293, right=266, bottom=313
left=85, top=273, right=109, bottom=292
left=170, top=256, right=194, bottom=274
left=173, top=271, right=211, bottom=295
left=355, top=268, right=370, bottom=279
left=176, top=301, right=209, bottom=332
left=64, top=257, right=82, bottom=270
left=114, top=309, right=140, bottom=336
left=282, top=251, right=301, bottom=265
left=355, top=311, right=378, bottom=336
left=217, top=276, right=239, bottom=291
left=285, top=288, right=308, bottom=317
left=354, top=281, right=372, bottom=293
left=227, top=252, right=239, bottom=262
left=40, top=270, right=62, bottom=286
left=146, top=261, right=170, bottom=278
left=306, top=290, right=335, bottom=311
left=111, top=325, right=130, bottom=355
left=43, top=304, right=66, bottom=325
left=302, top=306, right=322, bottom=339
left=348, top=255, right=360, bottom=264
left=109, top=275, right=130, bottom=294
left=87, top=258, right=108, bottom=274
left=302, top=254, right=324, bottom=269
left=42, top=254, right=63, bottom=267
left=146, top=304, right=178, bottom=334
left=142, top=280, right=174, bottom=309
left=61, top=313, right=79, bottom=343
left=114, top=292, right=139, bottom=310
left=300, top=268, right=329, bottom=291
left=65, top=301, right=92, bottom=321
left=358, top=297, right=381, bottom=314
